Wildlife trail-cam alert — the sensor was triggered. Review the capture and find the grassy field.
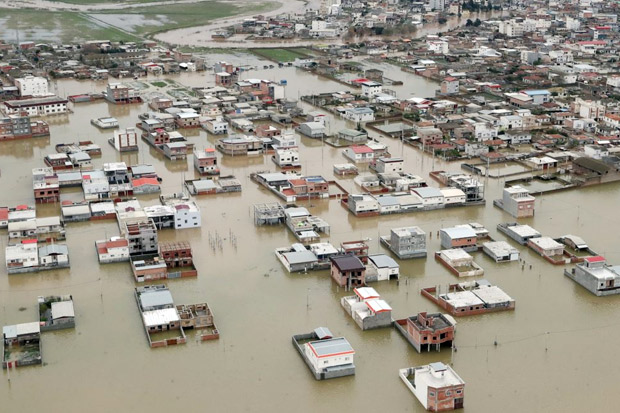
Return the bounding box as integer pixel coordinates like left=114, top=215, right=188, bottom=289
left=0, top=9, right=141, bottom=43
left=0, top=1, right=279, bottom=43
left=92, top=1, right=279, bottom=36
left=251, top=48, right=310, bottom=62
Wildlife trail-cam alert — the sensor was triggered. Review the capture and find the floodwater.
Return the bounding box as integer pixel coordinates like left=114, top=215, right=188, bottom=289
left=2, top=56, right=620, bottom=413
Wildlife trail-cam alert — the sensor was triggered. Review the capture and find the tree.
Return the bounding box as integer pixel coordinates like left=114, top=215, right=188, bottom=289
left=474, top=18, right=482, bottom=27
left=465, top=19, right=473, bottom=26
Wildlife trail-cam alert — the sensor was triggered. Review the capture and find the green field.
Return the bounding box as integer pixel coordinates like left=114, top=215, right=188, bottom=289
left=0, top=1, right=280, bottom=43
left=0, top=9, right=140, bottom=43
left=92, top=1, right=280, bottom=36
left=251, top=48, right=310, bottom=62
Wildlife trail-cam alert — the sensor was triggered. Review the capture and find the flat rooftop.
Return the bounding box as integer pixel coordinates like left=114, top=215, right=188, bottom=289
left=308, top=337, right=354, bottom=358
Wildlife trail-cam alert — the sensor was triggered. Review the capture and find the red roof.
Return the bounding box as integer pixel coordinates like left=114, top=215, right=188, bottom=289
left=0, top=207, right=8, bottom=221
left=351, top=78, right=370, bottom=84
left=97, top=239, right=128, bottom=253
left=351, top=145, right=373, bottom=154
left=132, top=177, right=159, bottom=187
left=585, top=256, right=605, bottom=263
left=22, top=239, right=38, bottom=244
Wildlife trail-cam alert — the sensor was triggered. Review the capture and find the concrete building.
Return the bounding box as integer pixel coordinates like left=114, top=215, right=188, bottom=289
left=497, top=186, right=535, bottom=218
left=297, top=122, right=325, bottom=138
left=374, top=157, right=404, bottom=174
left=4, top=96, right=68, bottom=116
left=347, top=194, right=380, bottom=216
left=110, top=128, right=139, bottom=152
left=528, top=237, right=565, bottom=263
left=440, top=226, right=478, bottom=251
left=565, top=256, right=620, bottom=296
left=2, top=322, right=42, bottom=368
left=394, top=312, right=456, bottom=353
left=14, top=76, right=49, bottom=97
left=293, top=327, right=355, bottom=380
left=330, top=255, right=366, bottom=289
left=38, top=295, right=75, bottom=332
left=105, top=83, right=141, bottom=104
left=381, top=226, right=427, bottom=259
left=399, top=362, right=465, bottom=411
left=411, top=187, right=445, bottom=209
left=366, top=254, right=399, bottom=281
left=124, top=220, right=158, bottom=256
left=203, top=118, right=228, bottom=135
left=497, top=223, right=541, bottom=245
left=436, top=249, right=484, bottom=277
left=95, top=237, right=130, bottom=263
left=341, top=287, right=393, bottom=330
left=482, top=241, right=520, bottom=263
left=422, top=280, right=515, bottom=316
left=194, top=147, right=219, bottom=176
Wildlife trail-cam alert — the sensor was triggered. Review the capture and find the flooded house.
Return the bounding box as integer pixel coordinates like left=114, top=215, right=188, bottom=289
left=341, top=287, right=393, bottom=330
left=272, top=148, right=300, bottom=169
left=61, top=201, right=92, bottom=222
left=421, top=280, right=515, bottom=316
left=366, top=254, right=400, bottom=281
left=296, top=121, right=325, bottom=138
left=330, top=255, right=366, bottom=289
left=132, top=177, right=161, bottom=194
left=5, top=240, right=69, bottom=274
left=494, top=186, right=535, bottom=218
left=95, top=237, right=130, bottom=263
left=2, top=322, right=42, bottom=369
left=32, top=168, right=60, bottom=203
left=159, top=241, right=198, bottom=279
left=435, top=249, right=484, bottom=277
left=38, top=295, right=75, bottom=332
left=340, top=240, right=370, bottom=263
left=284, top=207, right=330, bottom=244
left=347, top=194, right=380, bottom=216
left=394, top=312, right=456, bottom=353
left=380, top=226, right=427, bottom=259
left=105, top=83, right=142, bottom=104
left=8, top=216, right=65, bottom=243
left=527, top=237, right=566, bottom=264
left=131, top=256, right=168, bottom=282
left=333, top=163, right=359, bottom=176
left=292, top=327, right=355, bottom=380
left=497, top=223, right=541, bottom=245
left=203, top=117, right=228, bottom=135
left=482, top=241, right=520, bottom=263
left=176, top=303, right=219, bottom=341
left=216, top=135, right=263, bottom=156
left=338, top=128, right=367, bottom=143
left=399, top=362, right=465, bottom=411
left=44, top=153, right=73, bottom=170
left=134, top=285, right=185, bottom=348
left=275, top=242, right=339, bottom=273
left=109, top=128, right=139, bottom=152
left=565, top=256, right=620, bottom=296
left=439, top=226, right=479, bottom=251
left=124, top=220, right=159, bottom=256
left=193, top=148, right=220, bottom=176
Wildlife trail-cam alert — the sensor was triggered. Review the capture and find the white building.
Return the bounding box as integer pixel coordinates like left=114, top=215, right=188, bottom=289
left=4, top=96, right=68, bottom=116
left=343, top=107, right=375, bottom=123
left=111, top=128, right=139, bottom=152
left=411, top=187, right=445, bottom=208
left=361, top=81, right=382, bottom=98
left=171, top=201, right=201, bottom=229
left=204, top=118, right=228, bottom=135
left=14, top=76, right=49, bottom=97
left=304, top=337, right=355, bottom=374
left=95, top=237, right=130, bottom=264
left=367, top=254, right=399, bottom=281
left=400, top=362, right=465, bottom=411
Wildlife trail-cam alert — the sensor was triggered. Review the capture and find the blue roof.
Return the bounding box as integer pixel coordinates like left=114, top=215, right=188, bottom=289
left=524, top=90, right=550, bottom=96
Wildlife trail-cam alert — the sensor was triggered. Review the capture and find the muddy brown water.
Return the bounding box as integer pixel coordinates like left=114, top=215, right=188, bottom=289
left=1, top=64, right=620, bottom=413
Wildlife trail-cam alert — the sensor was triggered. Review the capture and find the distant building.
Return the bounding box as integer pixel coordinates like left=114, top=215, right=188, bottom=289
left=105, top=83, right=141, bottom=104
left=110, top=128, right=139, bottom=152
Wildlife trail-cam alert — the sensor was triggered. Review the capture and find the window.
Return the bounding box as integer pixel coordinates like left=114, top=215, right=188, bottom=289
left=429, top=392, right=435, bottom=397
left=446, top=391, right=452, bottom=396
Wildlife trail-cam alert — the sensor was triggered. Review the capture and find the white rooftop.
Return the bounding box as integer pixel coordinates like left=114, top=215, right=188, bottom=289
left=142, top=308, right=180, bottom=328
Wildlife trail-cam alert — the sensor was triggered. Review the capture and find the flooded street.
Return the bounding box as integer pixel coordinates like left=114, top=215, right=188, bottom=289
left=2, top=59, right=620, bottom=413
